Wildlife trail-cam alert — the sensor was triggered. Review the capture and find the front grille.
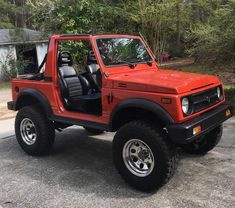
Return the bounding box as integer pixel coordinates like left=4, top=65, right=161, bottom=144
left=190, top=87, right=221, bottom=113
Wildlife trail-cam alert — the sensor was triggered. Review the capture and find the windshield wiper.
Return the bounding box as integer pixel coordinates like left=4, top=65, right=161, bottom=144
left=113, top=61, right=137, bottom=69
left=128, top=58, right=153, bottom=67
left=125, top=59, right=143, bottom=69
left=128, top=63, right=137, bottom=69
left=112, top=59, right=153, bottom=69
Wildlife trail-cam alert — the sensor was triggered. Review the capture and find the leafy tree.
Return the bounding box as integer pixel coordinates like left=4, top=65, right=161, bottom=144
left=26, top=0, right=60, bottom=33
left=0, top=0, right=17, bottom=28
left=187, top=0, right=235, bottom=67
left=0, top=0, right=31, bottom=28
left=5, top=0, right=233, bottom=67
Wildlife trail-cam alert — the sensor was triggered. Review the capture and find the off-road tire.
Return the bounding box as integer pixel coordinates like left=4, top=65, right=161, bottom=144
left=181, top=125, right=223, bottom=155
left=112, top=120, right=177, bottom=192
left=15, top=105, right=55, bottom=156
left=84, top=127, right=104, bottom=135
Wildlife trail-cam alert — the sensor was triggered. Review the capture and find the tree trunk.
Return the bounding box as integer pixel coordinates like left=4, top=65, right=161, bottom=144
left=175, top=2, right=181, bottom=57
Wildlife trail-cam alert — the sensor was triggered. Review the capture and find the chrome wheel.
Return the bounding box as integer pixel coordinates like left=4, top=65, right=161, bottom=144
left=20, top=118, right=37, bottom=145
left=122, top=139, right=155, bottom=177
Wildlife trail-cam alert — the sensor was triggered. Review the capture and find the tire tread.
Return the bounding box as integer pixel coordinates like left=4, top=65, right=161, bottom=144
left=113, top=120, right=177, bottom=191
left=15, top=105, right=55, bottom=156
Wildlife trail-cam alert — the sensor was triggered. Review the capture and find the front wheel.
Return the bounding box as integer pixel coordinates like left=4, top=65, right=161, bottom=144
left=15, top=105, right=55, bottom=156
left=112, top=120, right=177, bottom=192
left=181, top=125, right=223, bottom=155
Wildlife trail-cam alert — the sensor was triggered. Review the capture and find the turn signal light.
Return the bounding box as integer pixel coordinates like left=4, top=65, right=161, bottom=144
left=193, top=125, right=201, bottom=135
left=225, top=109, right=231, bottom=117
left=161, top=98, right=172, bottom=104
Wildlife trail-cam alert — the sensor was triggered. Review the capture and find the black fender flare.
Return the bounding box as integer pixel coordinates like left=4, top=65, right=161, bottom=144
left=110, top=98, right=174, bottom=130
left=15, top=88, right=52, bottom=118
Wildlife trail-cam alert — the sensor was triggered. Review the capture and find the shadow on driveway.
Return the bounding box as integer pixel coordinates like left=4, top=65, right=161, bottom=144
left=0, top=127, right=149, bottom=199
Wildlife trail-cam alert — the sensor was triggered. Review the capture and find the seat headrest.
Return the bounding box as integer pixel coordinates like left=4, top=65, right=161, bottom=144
left=87, top=50, right=97, bottom=64
left=58, top=66, right=77, bottom=78
left=58, top=52, right=73, bottom=67
left=86, top=64, right=100, bottom=74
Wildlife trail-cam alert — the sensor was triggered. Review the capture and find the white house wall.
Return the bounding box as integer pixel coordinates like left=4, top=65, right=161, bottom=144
left=36, top=43, right=48, bottom=71
left=0, top=45, right=17, bottom=76
left=0, top=43, right=48, bottom=78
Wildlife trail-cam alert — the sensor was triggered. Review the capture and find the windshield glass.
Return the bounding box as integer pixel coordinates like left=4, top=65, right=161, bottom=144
left=96, top=38, right=152, bottom=66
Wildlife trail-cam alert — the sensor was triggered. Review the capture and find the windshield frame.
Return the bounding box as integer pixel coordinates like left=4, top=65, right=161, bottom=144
left=94, top=36, right=154, bottom=68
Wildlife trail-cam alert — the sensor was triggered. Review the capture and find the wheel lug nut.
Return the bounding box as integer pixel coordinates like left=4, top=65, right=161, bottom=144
left=131, top=149, right=136, bottom=153
left=132, top=156, right=138, bottom=162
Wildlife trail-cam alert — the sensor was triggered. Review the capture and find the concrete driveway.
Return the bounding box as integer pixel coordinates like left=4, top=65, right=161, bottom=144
left=0, top=117, right=234, bottom=208
left=0, top=88, right=15, bottom=120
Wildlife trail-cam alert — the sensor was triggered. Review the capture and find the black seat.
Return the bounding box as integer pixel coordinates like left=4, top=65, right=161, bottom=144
left=58, top=52, right=101, bottom=111
left=58, top=51, right=73, bottom=67
left=85, top=51, right=102, bottom=91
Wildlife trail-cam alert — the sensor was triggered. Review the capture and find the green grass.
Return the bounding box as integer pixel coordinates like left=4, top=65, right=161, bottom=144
left=0, top=82, right=11, bottom=89
left=224, top=85, right=235, bottom=102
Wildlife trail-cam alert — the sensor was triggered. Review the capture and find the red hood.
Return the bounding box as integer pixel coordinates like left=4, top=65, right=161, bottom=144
left=110, top=69, right=220, bottom=94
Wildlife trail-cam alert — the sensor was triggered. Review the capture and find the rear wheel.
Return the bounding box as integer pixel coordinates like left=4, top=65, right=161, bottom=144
left=181, top=125, right=223, bottom=155
left=15, top=105, right=55, bottom=156
left=84, top=127, right=104, bottom=135
left=112, top=120, right=177, bottom=192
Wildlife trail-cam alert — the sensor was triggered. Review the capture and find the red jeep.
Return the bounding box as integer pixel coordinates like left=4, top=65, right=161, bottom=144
left=8, top=34, right=232, bottom=191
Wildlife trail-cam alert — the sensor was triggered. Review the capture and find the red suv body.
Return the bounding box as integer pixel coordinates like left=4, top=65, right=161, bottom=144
left=7, top=34, right=232, bottom=191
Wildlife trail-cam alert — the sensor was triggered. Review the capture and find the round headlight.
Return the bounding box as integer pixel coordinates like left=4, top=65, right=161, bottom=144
left=182, top=97, right=190, bottom=114
left=217, top=87, right=222, bottom=100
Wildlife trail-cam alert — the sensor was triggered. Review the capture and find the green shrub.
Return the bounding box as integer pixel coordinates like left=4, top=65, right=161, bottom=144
left=0, top=54, right=25, bottom=81
left=187, top=0, right=235, bottom=67
left=224, top=86, right=235, bottom=103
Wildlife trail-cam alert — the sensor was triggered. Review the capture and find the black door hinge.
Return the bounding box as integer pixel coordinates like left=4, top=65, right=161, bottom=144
left=107, top=92, right=114, bottom=104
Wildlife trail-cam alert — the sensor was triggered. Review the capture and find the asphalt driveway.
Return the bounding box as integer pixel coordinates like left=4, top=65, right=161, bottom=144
left=0, top=117, right=234, bottom=208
